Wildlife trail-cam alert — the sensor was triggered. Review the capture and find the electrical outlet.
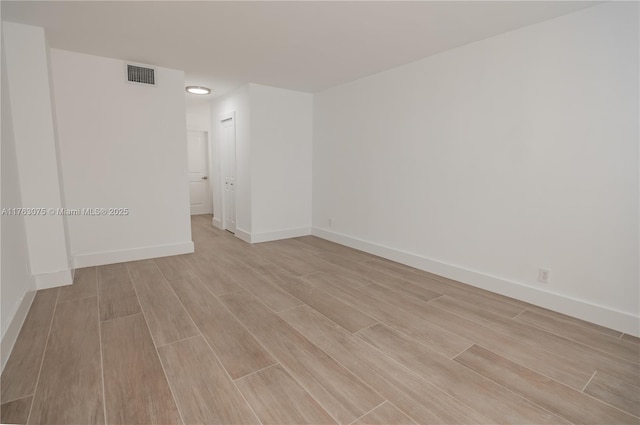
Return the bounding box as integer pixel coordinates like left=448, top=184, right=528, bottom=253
left=538, top=268, right=551, bottom=284
left=328, top=218, right=332, bottom=227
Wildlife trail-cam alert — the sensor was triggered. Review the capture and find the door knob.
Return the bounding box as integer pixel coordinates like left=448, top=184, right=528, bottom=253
left=201, top=176, right=208, bottom=180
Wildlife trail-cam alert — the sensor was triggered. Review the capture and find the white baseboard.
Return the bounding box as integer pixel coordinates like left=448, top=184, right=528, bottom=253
left=251, top=227, right=311, bottom=244
left=234, top=228, right=252, bottom=243
left=1, top=290, right=36, bottom=373
left=73, top=241, right=195, bottom=268
left=212, top=217, right=223, bottom=230
left=34, top=269, right=73, bottom=290
left=311, top=227, right=640, bottom=337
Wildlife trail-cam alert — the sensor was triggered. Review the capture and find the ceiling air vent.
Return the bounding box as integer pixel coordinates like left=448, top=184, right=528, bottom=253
left=126, top=63, right=156, bottom=86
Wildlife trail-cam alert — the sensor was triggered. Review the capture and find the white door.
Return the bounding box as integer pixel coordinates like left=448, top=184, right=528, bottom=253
left=187, top=131, right=212, bottom=215
left=221, top=117, right=236, bottom=233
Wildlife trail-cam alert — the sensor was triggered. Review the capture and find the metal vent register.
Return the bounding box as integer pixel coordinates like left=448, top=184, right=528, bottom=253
left=126, top=64, right=155, bottom=85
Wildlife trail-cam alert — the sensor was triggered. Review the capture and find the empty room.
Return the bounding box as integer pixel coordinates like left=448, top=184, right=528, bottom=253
left=1, top=1, right=638, bottom=424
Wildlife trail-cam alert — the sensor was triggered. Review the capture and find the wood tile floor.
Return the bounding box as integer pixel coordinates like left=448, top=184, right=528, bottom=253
left=2, top=214, right=639, bottom=424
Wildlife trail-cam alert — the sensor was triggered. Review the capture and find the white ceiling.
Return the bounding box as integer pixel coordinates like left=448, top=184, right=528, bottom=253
left=2, top=1, right=600, bottom=105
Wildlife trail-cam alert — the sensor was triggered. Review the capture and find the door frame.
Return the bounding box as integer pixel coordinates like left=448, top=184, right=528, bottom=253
left=218, top=111, right=237, bottom=233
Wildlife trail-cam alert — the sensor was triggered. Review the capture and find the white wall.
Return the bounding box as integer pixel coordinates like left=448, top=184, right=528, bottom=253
left=210, top=84, right=313, bottom=242
left=312, top=2, right=639, bottom=335
left=210, top=85, right=252, bottom=234
left=250, top=84, right=312, bottom=242
left=2, top=22, right=72, bottom=289
left=186, top=102, right=211, bottom=133
left=50, top=49, right=194, bottom=267
left=1, top=31, right=37, bottom=371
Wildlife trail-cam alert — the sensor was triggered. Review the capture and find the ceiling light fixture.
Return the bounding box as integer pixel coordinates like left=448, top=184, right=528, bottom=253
left=186, top=86, right=211, bottom=95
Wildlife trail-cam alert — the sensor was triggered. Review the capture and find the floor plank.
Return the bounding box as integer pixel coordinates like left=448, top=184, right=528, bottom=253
left=312, top=244, right=377, bottom=263
left=357, top=283, right=442, bottom=322
left=419, top=301, right=596, bottom=389
left=357, top=323, right=568, bottom=424
left=154, top=255, right=197, bottom=282
left=258, top=238, right=323, bottom=258
left=516, top=309, right=640, bottom=363
left=58, top=267, right=97, bottom=303
left=158, top=335, right=260, bottom=425
left=28, top=297, right=104, bottom=425
left=352, top=269, right=442, bottom=303
left=189, top=229, right=222, bottom=253
left=1, top=288, right=58, bottom=403
left=204, top=237, right=270, bottom=270
left=264, top=267, right=378, bottom=332
left=224, top=265, right=303, bottom=312
left=295, top=236, right=371, bottom=260
left=167, top=277, right=276, bottom=379
left=431, top=295, right=640, bottom=386
left=190, top=214, right=214, bottom=227
left=525, top=305, right=624, bottom=338
left=455, top=344, right=637, bottom=424
left=295, top=235, right=344, bottom=251
left=279, top=305, right=490, bottom=424
left=1, top=396, right=32, bottom=425
left=361, top=258, right=526, bottom=317
left=212, top=246, right=271, bottom=271
left=622, top=334, right=640, bottom=344
left=327, top=260, right=437, bottom=296
left=352, top=401, right=416, bottom=425
left=257, top=265, right=362, bottom=288
left=314, top=252, right=371, bottom=274
left=181, top=255, right=244, bottom=296
left=256, top=249, right=320, bottom=276
left=583, top=371, right=640, bottom=417
left=126, top=260, right=199, bottom=346
left=101, top=313, right=181, bottom=425
left=97, top=263, right=141, bottom=321
left=302, top=272, right=473, bottom=359
left=279, top=238, right=335, bottom=257
left=221, top=290, right=384, bottom=425
left=305, top=270, right=371, bottom=290
left=332, top=280, right=595, bottom=390
left=325, top=257, right=389, bottom=280
left=4, top=222, right=635, bottom=425
left=236, top=364, right=338, bottom=425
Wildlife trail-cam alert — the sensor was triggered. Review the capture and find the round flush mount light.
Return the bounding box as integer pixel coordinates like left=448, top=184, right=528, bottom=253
left=185, top=86, right=211, bottom=95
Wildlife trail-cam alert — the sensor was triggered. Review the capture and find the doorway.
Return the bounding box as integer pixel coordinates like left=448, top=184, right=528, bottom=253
left=187, top=130, right=212, bottom=215
left=221, top=114, right=236, bottom=233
